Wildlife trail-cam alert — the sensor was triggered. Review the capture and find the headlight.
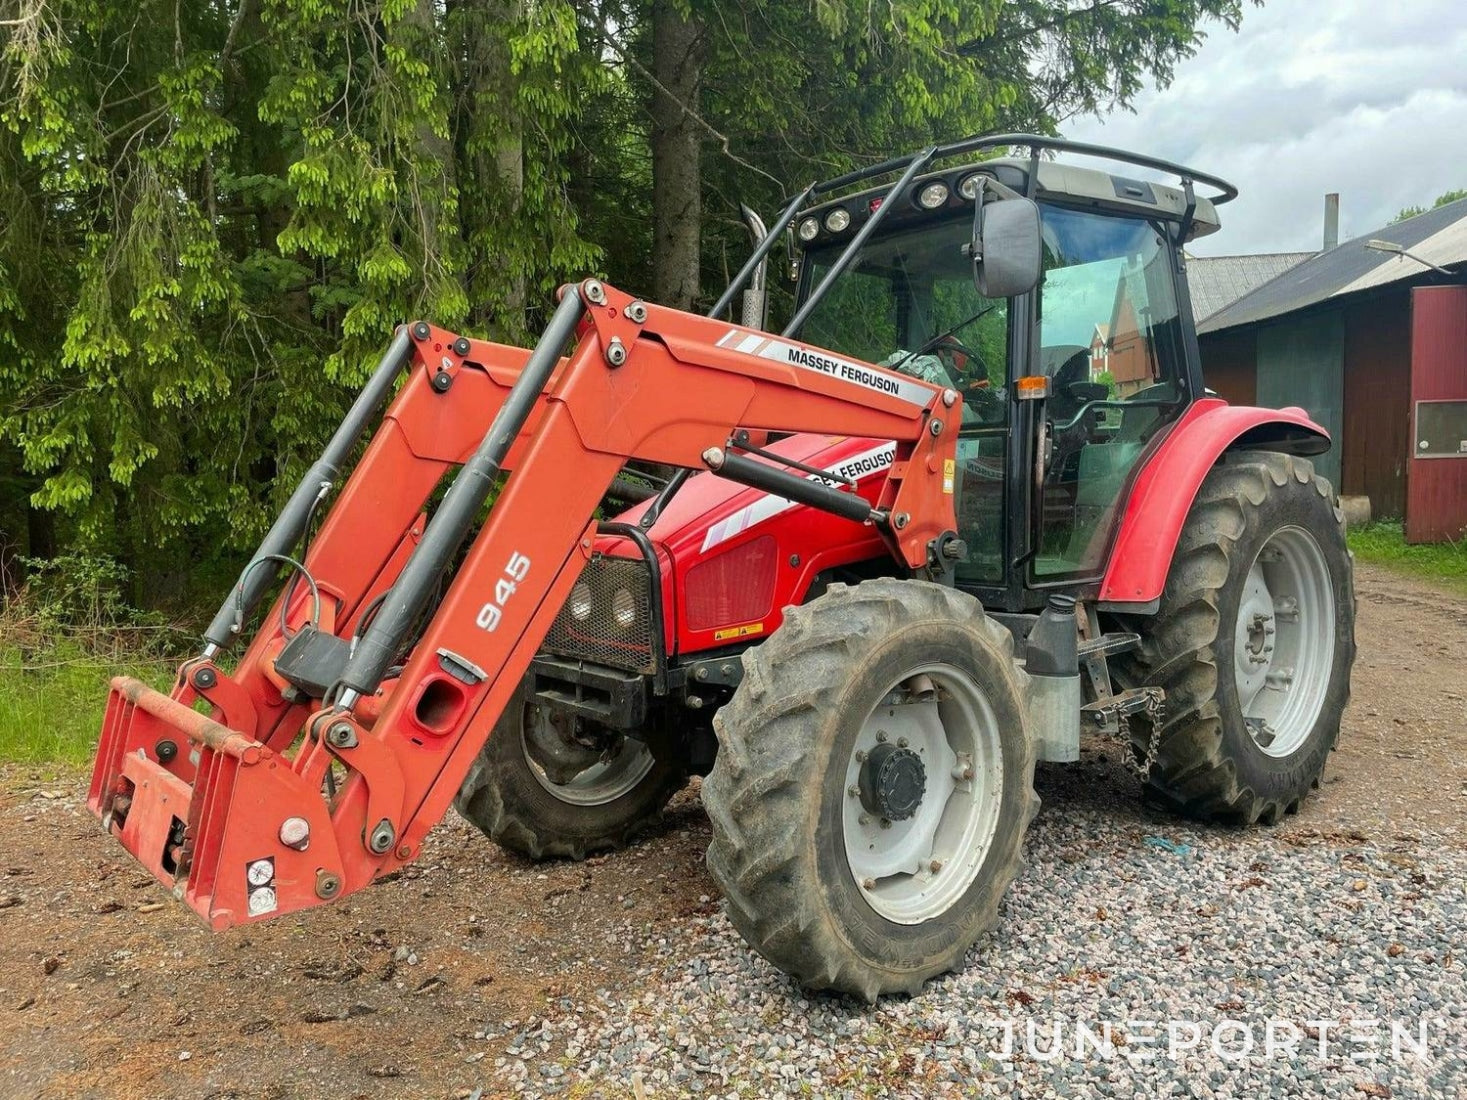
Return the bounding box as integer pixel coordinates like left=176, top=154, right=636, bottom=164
left=612, top=588, right=638, bottom=628
left=797, top=216, right=820, bottom=241
left=958, top=173, right=982, bottom=200
left=569, top=583, right=592, bottom=621
left=916, top=181, right=949, bottom=210
left=824, top=207, right=851, bottom=233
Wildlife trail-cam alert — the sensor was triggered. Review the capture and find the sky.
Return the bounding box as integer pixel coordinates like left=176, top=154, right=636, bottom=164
left=1062, top=0, right=1467, bottom=257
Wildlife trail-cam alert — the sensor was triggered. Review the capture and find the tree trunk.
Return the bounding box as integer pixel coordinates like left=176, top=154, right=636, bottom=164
left=457, top=0, right=526, bottom=339
left=650, top=0, right=704, bottom=311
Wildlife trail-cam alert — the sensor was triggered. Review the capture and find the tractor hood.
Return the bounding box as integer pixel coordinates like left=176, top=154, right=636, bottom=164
left=612, top=432, right=895, bottom=560
left=594, top=432, right=897, bottom=654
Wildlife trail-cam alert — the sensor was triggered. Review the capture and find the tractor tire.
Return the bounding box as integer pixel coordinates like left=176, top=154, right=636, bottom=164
left=454, top=686, right=687, bottom=861
left=1118, top=451, right=1355, bottom=825
left=702, top=578, right=1037, bottom=1001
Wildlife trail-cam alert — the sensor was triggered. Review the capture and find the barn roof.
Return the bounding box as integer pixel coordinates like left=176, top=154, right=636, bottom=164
left=1199, top=198, right=1467, bottom=335
left=1186, top=252, right=1315, bottom=323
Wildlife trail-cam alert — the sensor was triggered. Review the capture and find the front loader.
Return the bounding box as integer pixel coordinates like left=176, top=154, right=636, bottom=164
left=90, top=135, right=1355, bottom=999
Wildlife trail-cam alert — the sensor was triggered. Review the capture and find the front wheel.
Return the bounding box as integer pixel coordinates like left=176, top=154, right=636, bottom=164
left=454, top=686, right=687, bottom=860
left=702, top=579, right=1037, bottom=1000
left=1118, top=451, right=1356, bottom=823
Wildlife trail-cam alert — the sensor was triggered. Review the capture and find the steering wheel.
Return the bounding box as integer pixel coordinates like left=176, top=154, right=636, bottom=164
left=929, top=334, right=986, bottom=385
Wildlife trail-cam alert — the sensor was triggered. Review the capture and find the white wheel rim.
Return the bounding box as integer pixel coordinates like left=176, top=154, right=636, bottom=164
left=842, top=663, right=1004, bottom=925
left=522, top=725, right=656, bottom=806
left=1233, top=525, right=1336, bottom=758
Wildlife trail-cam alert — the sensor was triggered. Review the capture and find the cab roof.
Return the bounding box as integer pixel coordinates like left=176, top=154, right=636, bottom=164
left=795, top=156, right=1223, bottom=252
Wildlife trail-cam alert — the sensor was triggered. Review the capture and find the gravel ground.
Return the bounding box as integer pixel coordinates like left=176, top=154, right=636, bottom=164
left=486, top=759, right=1467, bottom=1099
left=2, top=563, right=1464, bottom=1099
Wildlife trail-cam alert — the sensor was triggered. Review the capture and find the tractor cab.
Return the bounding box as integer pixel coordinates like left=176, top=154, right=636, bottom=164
left=784, top=152, right=1222, bottom=609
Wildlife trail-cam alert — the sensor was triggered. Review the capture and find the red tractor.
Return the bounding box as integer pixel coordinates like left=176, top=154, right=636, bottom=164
left=90, top=135, right=1355, bottom=1000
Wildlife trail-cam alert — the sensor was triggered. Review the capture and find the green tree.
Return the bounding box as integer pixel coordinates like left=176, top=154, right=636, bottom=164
left=0, top=0, right=594, bottom=601
left=1392, top=188, right=1467, bottom=224
left=1, top=0, right=1259, bottom=604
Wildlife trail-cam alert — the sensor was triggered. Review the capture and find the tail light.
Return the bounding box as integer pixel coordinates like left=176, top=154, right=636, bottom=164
left=684, top=536, right=778, bottom=633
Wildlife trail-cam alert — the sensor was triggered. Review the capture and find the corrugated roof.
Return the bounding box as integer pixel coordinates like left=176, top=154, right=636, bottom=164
left=1199, top=197, right=1467, bottom=334
left=1186, top=252, right=1315, bottom=322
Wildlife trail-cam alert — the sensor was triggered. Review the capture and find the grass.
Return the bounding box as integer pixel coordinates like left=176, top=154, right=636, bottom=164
left=1347, top=520, right=1467, bottom=595
left=0, top=642, right=175, bottom=767
left=0, top=588, right=181, bottom=767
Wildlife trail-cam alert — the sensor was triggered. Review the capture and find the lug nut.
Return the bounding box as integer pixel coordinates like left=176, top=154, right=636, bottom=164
left=879, top=818, right=891, bottom=830
left=897, top=737, right=909, bottom=748
left=876, top=730, right=888, bottom=743
left=861, top=878, right=876, bottom=890
left=848, top=786, right=860, bottom=799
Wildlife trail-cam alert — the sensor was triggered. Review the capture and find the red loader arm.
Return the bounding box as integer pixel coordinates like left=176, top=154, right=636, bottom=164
left=89, top=280, right=960, bottom=928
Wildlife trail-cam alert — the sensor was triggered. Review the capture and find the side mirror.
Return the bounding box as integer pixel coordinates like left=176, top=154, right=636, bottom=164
left=972, top=195, right=1042, bottom=299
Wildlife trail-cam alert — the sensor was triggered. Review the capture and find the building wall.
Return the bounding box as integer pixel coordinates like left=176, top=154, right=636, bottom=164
left=1407, top=285, right=1467, bottom=542
left=1199, top=327, right=1257, bottom=406
left=1256, top=311, right=1345, bottom=489
left=1341, top=288, right=1412, bottom=520
left=1200, top=288, right=1419, bottom=520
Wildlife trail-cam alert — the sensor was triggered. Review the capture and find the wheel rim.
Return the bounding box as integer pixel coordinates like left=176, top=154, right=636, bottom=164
left=841, top=663, right=1004, bottom=925
left=521, top=722, right=656, bottom=806
left=1233, top=525, right=1336, bottom=758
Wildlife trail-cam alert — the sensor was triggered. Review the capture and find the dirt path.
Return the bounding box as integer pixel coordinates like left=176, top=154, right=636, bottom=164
left=0, top=562, right=1462, bottom=1099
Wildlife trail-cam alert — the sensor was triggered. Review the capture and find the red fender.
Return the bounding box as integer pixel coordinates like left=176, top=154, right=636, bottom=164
left=1098, top=398, right=1330, bottom=607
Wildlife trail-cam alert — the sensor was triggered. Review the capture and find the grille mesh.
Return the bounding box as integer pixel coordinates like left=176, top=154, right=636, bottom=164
left=542, top=556, right=656, bottom=673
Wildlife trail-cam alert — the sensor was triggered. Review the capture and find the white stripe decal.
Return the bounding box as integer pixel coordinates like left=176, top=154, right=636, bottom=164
left=714, top=326, right=931, bottom=407
left=756, top=339, right=930, bottom=406
left=699, top=442, right=897, bottom=552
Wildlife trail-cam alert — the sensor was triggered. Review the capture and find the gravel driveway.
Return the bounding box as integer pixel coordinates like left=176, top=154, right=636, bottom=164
left=2, top=562, right=1464, bottom=1099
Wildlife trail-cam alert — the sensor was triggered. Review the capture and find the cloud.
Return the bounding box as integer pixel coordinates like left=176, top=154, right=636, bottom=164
left=1062, top=0, right=1467, bottom=255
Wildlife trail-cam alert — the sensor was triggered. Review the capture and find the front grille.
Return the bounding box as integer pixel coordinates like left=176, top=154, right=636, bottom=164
left=542, top=555, right=656, bottom=673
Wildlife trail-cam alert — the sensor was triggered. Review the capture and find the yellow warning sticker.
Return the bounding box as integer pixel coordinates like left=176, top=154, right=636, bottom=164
left=713, top=621, right=766, bottom=642
left=942, top=458, right=956, bottom=494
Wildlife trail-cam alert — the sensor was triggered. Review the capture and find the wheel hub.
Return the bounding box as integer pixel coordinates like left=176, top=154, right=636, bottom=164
left=1233, top=526, right=1336, bottom=759
left=858, top=743, right=927, bottom=821
left=842, top=668, right=1004, bottom=925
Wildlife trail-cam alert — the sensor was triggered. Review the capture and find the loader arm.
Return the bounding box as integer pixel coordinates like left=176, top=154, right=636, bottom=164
left=89, top=279, right=960, bottom=928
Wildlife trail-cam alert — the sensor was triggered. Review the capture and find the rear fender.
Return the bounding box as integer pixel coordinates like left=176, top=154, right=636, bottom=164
left=1098, top=398, right=1329, bottom=608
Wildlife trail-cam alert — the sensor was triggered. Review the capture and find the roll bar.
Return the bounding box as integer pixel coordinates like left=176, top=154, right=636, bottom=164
left=709, top=132, right=1238, bottom=332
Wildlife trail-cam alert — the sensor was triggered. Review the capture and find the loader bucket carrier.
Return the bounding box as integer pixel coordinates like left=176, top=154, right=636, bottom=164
left=88, top=269, right=963, bottom=926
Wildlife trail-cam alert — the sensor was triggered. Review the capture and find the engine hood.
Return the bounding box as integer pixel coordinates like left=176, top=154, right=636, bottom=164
left=609, top=432, right=895, bottom=560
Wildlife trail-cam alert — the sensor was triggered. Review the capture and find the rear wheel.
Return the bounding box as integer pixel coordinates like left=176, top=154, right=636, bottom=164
left=1118, top=451, right=1355, bottom=823
left=454, top=686, right=687, bottom=860
left=703, top=579, right=1037, bottom=1000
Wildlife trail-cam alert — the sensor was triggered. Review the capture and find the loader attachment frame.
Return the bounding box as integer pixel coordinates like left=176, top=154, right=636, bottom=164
left=89, top=279, right=960, bottom=927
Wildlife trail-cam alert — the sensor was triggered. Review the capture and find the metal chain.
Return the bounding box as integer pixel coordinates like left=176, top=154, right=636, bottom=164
left=1121, top=689, right=1166, bottom=780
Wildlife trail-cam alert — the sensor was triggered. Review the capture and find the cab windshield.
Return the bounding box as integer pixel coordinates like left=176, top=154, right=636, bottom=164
left=793, top=216, right=1008, bottom=424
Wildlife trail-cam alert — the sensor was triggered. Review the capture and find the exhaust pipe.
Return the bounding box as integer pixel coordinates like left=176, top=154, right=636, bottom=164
left=738, top=204, right=769, bottom=331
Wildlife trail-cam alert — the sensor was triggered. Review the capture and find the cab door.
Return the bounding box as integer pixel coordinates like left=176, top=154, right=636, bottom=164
left=1027, top=205, right=1194, bottom=583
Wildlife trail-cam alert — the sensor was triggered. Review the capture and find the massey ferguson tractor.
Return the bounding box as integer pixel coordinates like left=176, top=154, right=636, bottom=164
left=89, top=135, right=1355, bottom=1000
